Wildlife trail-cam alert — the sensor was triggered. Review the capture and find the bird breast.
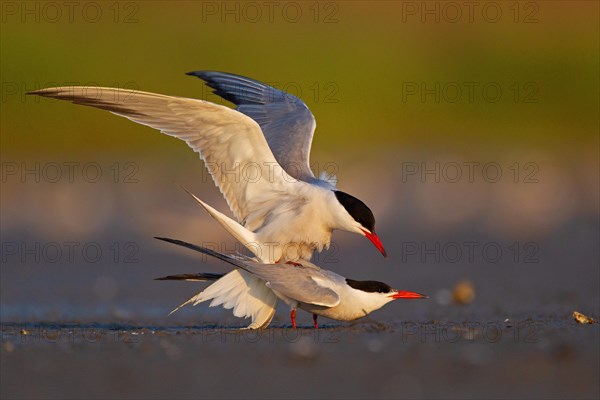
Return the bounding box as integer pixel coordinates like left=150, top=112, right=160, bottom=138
left=250, top=184, right=336, bottom=262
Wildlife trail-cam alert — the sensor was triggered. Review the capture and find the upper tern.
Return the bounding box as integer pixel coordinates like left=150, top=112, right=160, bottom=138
left=155, top=237, right=427, bottom=329
left=28, top=71, right=387, bottom=262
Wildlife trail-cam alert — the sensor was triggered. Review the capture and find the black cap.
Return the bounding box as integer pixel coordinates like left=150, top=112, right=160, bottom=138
left=333, top=191, right=375, bottom=232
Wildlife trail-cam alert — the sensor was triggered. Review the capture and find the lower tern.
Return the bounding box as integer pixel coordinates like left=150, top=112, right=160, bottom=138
left=155, top=237, right=427, bottom=328
left=28, top=71, right=387, bottom=262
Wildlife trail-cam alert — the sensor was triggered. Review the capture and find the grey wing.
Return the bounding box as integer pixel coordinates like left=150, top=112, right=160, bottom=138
left=188, top=71, right=317, bottom=182
left=154, top=239, right=340, bottom=307
left=243, top=261, right=341, bottom=307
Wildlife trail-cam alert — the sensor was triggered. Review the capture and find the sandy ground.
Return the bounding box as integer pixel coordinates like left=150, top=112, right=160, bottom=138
left=1, top=316, right=598, bottom=399
left=1, top=166, right=598, bottom=399
left=2, top=229, right=599, bottom=399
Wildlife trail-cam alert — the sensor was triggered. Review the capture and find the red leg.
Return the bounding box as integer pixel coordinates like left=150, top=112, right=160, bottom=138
left=313, top=314, right=319, bottom=329
left=285, top=260, right=302, bottom=267
left=290, top=309, right=297, bottom=329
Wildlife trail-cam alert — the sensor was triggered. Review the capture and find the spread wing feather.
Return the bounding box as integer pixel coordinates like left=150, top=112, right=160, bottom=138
left=189, top=71, right=317, bottom=182
left=28, top=86, right=299, bottom=225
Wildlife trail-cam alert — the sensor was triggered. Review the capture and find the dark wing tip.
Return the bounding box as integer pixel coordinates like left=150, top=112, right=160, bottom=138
left=154, top=236, right=183, bottom=246
left=186, top=71, right=204, bottom=77
left=155, top=273, right=225, bottom=281
left=155, top=275, right=177, bottom=280
left=186, top=70, right=227, bottom=80
left=26, top=88, right=55, bottom=96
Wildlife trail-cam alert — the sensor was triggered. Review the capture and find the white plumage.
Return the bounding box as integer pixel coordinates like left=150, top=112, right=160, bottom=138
left=29, top=77, right=387, bottom=263
left=170, top=269, right=277, bottom=329
left=29, top=75, right=391, bottom=328
left=156, top=236, right=427, bottom=328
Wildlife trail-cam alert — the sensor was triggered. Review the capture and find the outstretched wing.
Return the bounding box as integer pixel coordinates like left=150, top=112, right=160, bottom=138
left=189, top=71, right=317, bottom=182
left=29, top=86, right=300, bottom=226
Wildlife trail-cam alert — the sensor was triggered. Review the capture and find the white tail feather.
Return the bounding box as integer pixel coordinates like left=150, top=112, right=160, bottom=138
left=172, top=270, right=277, bottom=328
left=173, top=190, right=279, bottom=328
left=180, top=187, right=262, bottom=259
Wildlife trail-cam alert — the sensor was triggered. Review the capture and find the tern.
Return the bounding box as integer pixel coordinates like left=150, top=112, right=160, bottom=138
left=28, top=71, right=387, bottom=263
left=155, top=237, right=427, bottom=329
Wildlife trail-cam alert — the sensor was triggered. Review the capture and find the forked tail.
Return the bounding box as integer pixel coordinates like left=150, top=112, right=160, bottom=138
left=154, top=236, right=278, bottom=329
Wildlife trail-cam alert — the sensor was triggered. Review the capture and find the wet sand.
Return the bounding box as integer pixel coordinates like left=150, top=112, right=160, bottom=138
left=1, top=316, right=598, bottom=399
left=2, top=164, right=598, bottom=399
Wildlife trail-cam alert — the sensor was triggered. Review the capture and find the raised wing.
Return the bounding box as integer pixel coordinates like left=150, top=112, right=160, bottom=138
left=28, top=86, right=298, bottom=225
left=188, top=71, right=317, bottom=182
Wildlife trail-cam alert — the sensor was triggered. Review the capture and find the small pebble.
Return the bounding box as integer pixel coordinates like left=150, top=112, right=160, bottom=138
left=452, top=280, right=475, bottom=305
left=573, top=311, right=596, bottom=324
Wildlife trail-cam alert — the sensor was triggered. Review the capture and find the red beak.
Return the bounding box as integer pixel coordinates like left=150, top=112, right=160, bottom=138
left=361, top=229, right=387, bottom=258
left=389, top=291, right=428, bottom=299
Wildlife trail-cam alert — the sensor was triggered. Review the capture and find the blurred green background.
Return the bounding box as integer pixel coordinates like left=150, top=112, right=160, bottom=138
left=1, top=0, right=598, bottom=246
left=1, top=0, right=598, bottom=301
left=1, top=2, right=599, bottom=399
left=2, top=1, right=598, bottom=155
